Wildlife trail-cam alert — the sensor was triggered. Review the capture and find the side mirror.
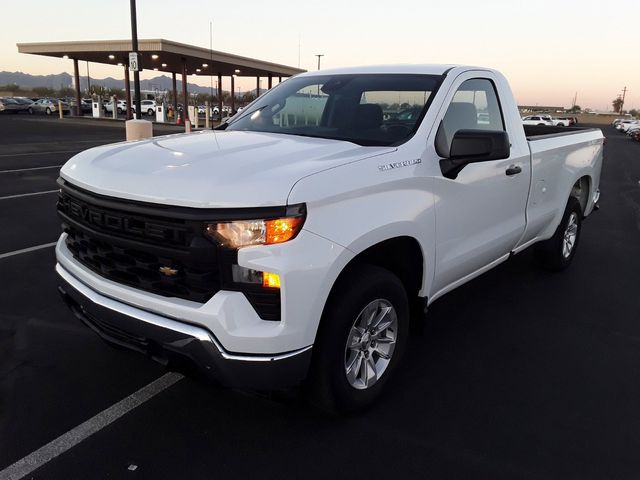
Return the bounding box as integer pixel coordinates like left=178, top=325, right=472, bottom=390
left=440, top=129, right=510, bottom=179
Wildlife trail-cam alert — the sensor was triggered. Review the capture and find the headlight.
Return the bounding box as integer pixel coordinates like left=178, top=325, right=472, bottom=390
left=206, top=214, right=305, bottom=249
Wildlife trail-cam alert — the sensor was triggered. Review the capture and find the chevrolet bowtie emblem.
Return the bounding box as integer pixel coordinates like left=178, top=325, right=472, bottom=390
left=159, top=266, right=179, bottom=276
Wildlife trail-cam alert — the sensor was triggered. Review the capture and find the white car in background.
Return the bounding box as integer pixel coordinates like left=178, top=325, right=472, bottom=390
left=551, top=117, right=571, bottom=127
left=625, top=123, right=640, bottom=135
left=104, top=100, right=127, bottom=114
left=522, top=115, right=553, bottom=126
left=618, top=120, right=639, bottom=132
left=132, top=100, right=157, bottom=116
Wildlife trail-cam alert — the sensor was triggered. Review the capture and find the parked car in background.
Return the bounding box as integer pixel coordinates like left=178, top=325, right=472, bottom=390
left=30, top=98, right=70, bottom=115
left=552, top=117, right=571, bottom=127
left=625, top=124, right=640, bottom=135
left=132, top=99, right=156, bottom=116
left=618, top=120, right=639, bottom=132
left=12, top=97, right=35, bottom=112
left=0, top=97, right=22, bottom=113
left=522, top=115, right=553, bottom=126
left=65, top=98, right=92, bottom=114
left=612, top=118, right=632, bottom=126
left=104, top=100, right=128, bottom=114
left=1, top=97, right=26, bottom=113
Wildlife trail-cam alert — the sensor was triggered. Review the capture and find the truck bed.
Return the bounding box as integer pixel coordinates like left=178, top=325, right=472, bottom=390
left=524, top=125, right=602, bottom=140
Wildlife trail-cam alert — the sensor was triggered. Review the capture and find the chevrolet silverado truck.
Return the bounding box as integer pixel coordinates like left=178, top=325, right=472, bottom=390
left=55, top=65, right=603, bottom=411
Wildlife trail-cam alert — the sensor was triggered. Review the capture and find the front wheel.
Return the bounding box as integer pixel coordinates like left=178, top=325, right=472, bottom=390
left=534, top=196, right=582, bottom=271
left=45, top=107, right=52, bottom=115
left=147, top=108, right=154, bottom=116
left=306, top=264, right=409, bottom=412
left=28, top=107, right=33, bottom=115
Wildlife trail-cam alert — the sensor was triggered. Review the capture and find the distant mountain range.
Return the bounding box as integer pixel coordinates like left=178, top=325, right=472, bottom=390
left=0, top=71, right=225, bottom=95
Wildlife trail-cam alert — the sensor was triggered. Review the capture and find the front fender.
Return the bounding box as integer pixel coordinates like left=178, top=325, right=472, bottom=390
left=288, top=158, right=436, bottom=297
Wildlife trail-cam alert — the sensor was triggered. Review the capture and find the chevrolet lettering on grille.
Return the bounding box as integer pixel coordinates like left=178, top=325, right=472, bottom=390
left=60, top=194, right=185, bottom=244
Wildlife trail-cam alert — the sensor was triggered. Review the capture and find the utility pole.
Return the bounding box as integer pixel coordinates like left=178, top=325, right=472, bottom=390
left=209, top=21, right=214, bottom=100
left=86, top=61, right=91, bottom=94
left=621, top=86, right=628, bottom=114
left=129, top=0, right=142, bottom=118
left=315, top=54, right=324, bottom=71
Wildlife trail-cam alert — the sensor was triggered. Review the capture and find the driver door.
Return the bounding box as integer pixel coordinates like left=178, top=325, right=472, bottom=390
left=430, top=74, right=530, bottom=296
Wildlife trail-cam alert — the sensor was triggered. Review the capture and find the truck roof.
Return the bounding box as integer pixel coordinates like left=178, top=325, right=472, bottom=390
left=296, top=64, right=486, bottom=77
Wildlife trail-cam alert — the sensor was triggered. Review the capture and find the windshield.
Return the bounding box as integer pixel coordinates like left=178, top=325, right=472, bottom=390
left=224, top=73, right=443, bottom=146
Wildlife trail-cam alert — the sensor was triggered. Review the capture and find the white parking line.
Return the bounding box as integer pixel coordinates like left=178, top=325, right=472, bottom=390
left=0, top=165, right=63, bottom=174
left=0, top=190, right=58, bottom=201
left=0, top=150, right=79, bottom=158
left=0, top=242, right=58, bottom=260
left=0, top=372, right=184, bottom=480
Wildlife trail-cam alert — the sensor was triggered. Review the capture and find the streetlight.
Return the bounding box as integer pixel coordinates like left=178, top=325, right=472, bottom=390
left=315, top=54, right=324, bottom=71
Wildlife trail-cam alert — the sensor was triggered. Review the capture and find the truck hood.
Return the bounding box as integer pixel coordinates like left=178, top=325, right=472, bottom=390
left=60, top=130, right=395, bottom=208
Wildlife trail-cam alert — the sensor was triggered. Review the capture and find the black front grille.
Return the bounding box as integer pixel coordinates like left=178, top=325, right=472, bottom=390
left=64, top=226, right=220, bottom=303
left=57, top=179, right=283, bottom=320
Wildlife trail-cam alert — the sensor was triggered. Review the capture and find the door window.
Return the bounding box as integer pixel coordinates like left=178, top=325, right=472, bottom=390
left=436, top=78, right=505, bottom=157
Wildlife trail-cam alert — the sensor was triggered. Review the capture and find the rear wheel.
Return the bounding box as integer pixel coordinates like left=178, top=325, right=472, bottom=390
left=148, top=108, right=154, bottom=116
left=45, top=107, right=52, bottom=115
left=534, top=196, right=582, bottom=271
left=27, top=107, right=33, bottom=115
left=306, top=264, right=409, bottom=413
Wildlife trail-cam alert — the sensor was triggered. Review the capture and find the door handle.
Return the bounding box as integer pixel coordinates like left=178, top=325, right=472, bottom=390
left=505, top=165, right=522, bottom=176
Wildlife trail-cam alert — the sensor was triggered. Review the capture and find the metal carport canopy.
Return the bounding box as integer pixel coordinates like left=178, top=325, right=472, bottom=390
left=16, top=38, right=305, bottom=78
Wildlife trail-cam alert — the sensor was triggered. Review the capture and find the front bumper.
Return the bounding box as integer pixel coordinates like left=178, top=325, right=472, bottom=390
left=57, top=268, right=313, bottom=389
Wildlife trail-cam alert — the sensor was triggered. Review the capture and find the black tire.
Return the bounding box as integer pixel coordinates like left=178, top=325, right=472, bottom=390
left=306, top=264, right=409, bottom=413
left=534, top=196, right=582, bottom=271
left=147, top=108, right=154, bottom=116
left=28, top=107, right=33, bottom=115
left=45, top=107, right=51, bottom=115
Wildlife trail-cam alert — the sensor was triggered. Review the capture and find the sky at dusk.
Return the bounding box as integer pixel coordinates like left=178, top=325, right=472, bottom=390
left=1, top=0, right=637, bottom=110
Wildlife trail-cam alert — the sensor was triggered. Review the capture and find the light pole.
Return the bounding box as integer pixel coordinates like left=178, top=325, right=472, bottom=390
left=315, top=54, right=324, bottom=71
left=86, top=61, right=91, bottom=95
left=129, top=0, right=142, bottom=118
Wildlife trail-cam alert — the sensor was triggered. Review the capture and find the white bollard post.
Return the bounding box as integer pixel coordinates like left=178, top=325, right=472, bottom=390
left=205, top=101, right=210, bottom=129
left=185, top=119, right=192, bottom=133
left=194, top=108, right=199, bottom=129
left=125, top=119, right=153, bottom=141
left=58, top=100, right=64, bottom=119
left=112, top=96, right=117, bottom=119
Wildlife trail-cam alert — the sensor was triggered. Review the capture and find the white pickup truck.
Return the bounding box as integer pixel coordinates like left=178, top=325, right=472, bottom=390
left=55, top=65, right=603, bottom=411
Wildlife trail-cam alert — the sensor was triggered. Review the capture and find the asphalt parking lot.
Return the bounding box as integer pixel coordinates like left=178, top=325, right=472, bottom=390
left=1, top=115, right=639, bottom=479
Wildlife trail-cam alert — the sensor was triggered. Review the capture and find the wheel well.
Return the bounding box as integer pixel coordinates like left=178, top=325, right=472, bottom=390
left=322, top=236, right=425, bottom=326
left=571, top=175, right=591, bottom=215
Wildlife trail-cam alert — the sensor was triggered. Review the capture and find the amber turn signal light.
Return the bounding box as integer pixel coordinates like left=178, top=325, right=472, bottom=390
left=265, top=217, right=304, bottom=245
left=262, top=272, right=281, bottom=288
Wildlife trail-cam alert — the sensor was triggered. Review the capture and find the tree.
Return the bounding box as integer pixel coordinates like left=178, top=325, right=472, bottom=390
left=57, top=87, right=75, bottom=98
left=629, top=109, right=639, bottom=118
left=0, top=83, right=20, bottom=92
left=33, top=86, right=54, bottom=97
left=612, top=97, right=624, bottom=113
left=89, top=85, right=107, bottom=97
left=568, top=105, right=581, bottom=113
